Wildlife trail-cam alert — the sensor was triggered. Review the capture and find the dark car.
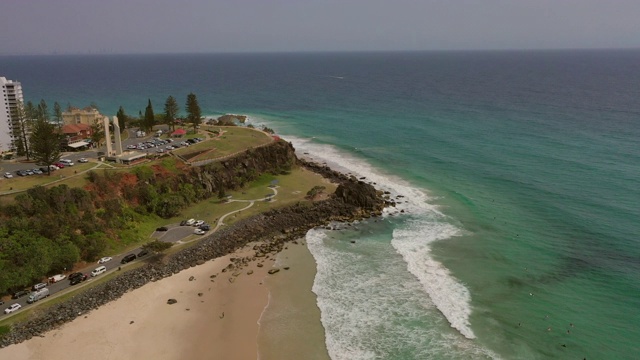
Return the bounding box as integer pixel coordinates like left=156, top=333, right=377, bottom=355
left=68, top=272, right=84, bottom=281
left=199, top=224, right=211, bottom=231
left=156, top=226, right=169, bottom=231
left=121, top=253, right=137, bottom=264
left=179, top=220, right=188, bottom=226
left=12, top=290, right=29, bottom=299
left=69, top=274, right=88, bottom=285
left=137, top=249, right=149, bottom=258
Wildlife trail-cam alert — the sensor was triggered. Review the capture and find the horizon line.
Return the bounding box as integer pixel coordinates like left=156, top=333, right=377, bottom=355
left=1, top=46, right=639, bottom=57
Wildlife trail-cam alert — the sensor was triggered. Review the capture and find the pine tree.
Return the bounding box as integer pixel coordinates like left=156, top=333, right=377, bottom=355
left=53, top=102, right=63, bottom=127
left=116, top=106, right=128, bottom=132
left=30, top=117, right=61, bottom=175
left=164, top=96, right=179, bottom=131
left=14, top=101, right=32, bottom=159
left=143, top=99, right=155, bottom=132
left=37, top=99, right=49, bottom=121
left=185, top=93, right=202, bottom=133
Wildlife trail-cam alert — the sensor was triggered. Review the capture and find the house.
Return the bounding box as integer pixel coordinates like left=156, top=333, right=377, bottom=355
left=61, top=123, right=93, bottom=149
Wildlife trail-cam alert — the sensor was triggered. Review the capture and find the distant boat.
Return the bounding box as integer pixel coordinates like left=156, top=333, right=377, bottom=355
left=325, top=75, right=344, bottom=80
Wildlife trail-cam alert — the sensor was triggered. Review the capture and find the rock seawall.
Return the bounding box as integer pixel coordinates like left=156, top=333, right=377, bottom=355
left=0, top=156, right=385, bottom=347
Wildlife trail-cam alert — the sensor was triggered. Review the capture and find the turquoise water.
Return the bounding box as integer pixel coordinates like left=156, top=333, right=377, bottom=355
left=2, top=51, right=639, bottom=359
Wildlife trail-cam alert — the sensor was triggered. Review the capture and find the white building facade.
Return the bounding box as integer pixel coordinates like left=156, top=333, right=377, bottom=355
left=0, top=76, right=25, bottom=152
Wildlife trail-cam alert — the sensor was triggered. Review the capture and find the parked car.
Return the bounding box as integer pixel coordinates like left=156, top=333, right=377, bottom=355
left=193, top=220, right=205, bottom=227
left=121, top=253, right=137, bottom=264
left=68, top=272, right=84, bottom=281
left=91, top=266, right=107, bottom=277
left=194, top=228, right=206, bottom=235
left=179, top=220, right=188, bottom=226
left=59, top=159, right=74, bottom=166
left=156, top=226, right=169, bottom=231
left=69, top=274, right=88, bottom=285
left=3, top=172, right=12, bottom=178
left=199, top=224, right=211, bottom=231
left=16, top=170, right=27, bottom=176
left=137, top=249, right=149, bottom=258
left=78, top=157, right=89, bottom=163
left=48, top=274, right=66, bottom=283
left=31, top=168, right=43, bottom=175
left=32, top=283, right=47, bottom=291
left=4, top=303, right=21, bottom=314
left=12, top=289, right=29, bottom=299
left=54, top=162, right=65, bottom=169
left=98, top=256, right=112, bottom=264
left=185, top=218, right=195, bottom=226
left=24, top=169, right=34, bottom=176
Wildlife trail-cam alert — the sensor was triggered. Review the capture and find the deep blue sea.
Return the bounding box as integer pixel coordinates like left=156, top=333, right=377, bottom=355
left=2, top=50, right=639, bottom=359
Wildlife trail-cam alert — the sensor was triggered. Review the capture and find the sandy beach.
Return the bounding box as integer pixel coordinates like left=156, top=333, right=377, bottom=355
left=0, top=241, right=328, bottom=360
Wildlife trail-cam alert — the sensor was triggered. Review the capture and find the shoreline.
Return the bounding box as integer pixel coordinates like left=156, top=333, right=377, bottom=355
left=0, top=240, right=329, bottom=360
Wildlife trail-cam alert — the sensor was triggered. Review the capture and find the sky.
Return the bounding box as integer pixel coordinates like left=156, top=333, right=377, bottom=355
left=1, top=0, right=639, bottom=55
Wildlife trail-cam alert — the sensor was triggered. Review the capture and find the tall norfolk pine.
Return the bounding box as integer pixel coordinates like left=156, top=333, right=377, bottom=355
left=186, top=93, right=202, bottom=133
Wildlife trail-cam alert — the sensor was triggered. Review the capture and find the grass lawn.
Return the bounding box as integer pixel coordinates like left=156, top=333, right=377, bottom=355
left=0, top=162, right=96, bottom=193
left=173, top=126, right=273, bottom=162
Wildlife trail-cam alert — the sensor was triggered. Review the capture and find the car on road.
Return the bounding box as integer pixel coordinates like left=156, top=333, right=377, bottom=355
left=137, top=249, right=149, bottom=258
left=3, top=172, right=12, bottom=179
left=4, top=303, right=21, bottom=314
left=121, top=253, right=137, bottom=264
left=194, top=228, right=206, bottom=235
left=69, top=274, right=88, bottom=285
left=91, top=266, right=107, bottom=277
left=48, top=274, right=66, bottom=283
left=60, top=159, right=74, bottom=166
left=12, top=290, right=29, bottom=299
left=97, top=256, right=113, bottom=264
left=156, top=226, right=169, bottom=231
left=32, top=283, right=47, bottom=291
left=193, top=220, right=205, bottom=227
left=78, top=157, right=89, bottom=163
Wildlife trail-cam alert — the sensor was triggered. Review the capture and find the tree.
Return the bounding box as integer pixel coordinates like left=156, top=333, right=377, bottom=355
left=37, top=99, right=50, bottom=122
left=30, top=116, right=61, bottom=175
left=142, top=240, right=173, bottom=254
left=186, top=93, right=202, bottom=133
left=53, top=101, right=63, bottom=127
left=90, top=120, right=105, bottom=147
left=143, top=99, right=155, bottom=132
left=13, top=101, right=32, bottom=159
left=163, top=96, right=179, bottom=131
left=116, top=106, right=128, bottom=132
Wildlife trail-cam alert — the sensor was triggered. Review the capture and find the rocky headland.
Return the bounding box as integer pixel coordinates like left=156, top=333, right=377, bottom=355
left=0, top=141, right=386, bottom=347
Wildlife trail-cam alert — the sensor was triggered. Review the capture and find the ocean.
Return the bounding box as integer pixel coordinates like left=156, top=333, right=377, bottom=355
left=2, top=50, right=639, bottom=359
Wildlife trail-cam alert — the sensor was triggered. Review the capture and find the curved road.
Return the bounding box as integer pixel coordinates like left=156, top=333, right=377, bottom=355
left=2, top=185, right=279, bottom=320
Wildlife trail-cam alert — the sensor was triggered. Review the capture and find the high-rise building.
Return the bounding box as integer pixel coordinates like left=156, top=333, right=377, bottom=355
left=0, top=76, right=25, bottom=152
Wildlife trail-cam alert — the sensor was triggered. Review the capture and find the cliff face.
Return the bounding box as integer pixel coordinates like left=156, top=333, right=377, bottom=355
left=188, top=140, right=297, bottom=193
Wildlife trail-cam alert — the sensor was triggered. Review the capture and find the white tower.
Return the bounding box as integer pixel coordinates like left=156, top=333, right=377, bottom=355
left=112, top=116, right=123, bottom=155
left=103, top=116, right=113, bottom=156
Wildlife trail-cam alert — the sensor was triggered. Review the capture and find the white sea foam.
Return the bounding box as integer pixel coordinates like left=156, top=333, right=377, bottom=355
left=392, top=219, right=476, bottom=339
left=246, top=117, right=487, bottom=355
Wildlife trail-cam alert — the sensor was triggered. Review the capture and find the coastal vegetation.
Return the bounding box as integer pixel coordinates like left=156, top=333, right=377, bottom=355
left=0, top=138, right=328, bottom=296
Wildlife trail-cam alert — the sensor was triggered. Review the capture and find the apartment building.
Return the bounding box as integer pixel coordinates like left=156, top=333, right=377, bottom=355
left=0, top=76, right=25, bottom=152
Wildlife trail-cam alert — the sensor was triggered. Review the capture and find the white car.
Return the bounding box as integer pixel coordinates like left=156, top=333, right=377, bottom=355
left=49, top=274, right=66, bottom=283
left=4, top=303, right=21, bottom=314
left=4, top=172, right=13, bottom=179
left=185, top=218, right=195, bottom=226
left=156, top=148, right=164, bottom=153
left=193, top=220, right=205, bottom=227
left=194, top=228, right=206, bottom=235
left=78, top=158, right=89, bottom=163
left=98, top=256, right=113, bottom=264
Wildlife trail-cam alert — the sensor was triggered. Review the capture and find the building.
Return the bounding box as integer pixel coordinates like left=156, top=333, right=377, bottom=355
left=61, top=123, right=92, bottom=150
left=62, top=106, right=103, bottom=126
left=0, top=76, right=25, bottom=152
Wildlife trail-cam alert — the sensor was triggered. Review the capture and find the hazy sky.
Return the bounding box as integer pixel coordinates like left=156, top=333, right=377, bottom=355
left=1, top=0, right=639, bottom=54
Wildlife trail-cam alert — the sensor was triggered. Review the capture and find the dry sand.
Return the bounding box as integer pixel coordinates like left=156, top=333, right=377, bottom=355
left=0, top=245, right=276, bottom=360
left=0, top=241, right=330, bottom=360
